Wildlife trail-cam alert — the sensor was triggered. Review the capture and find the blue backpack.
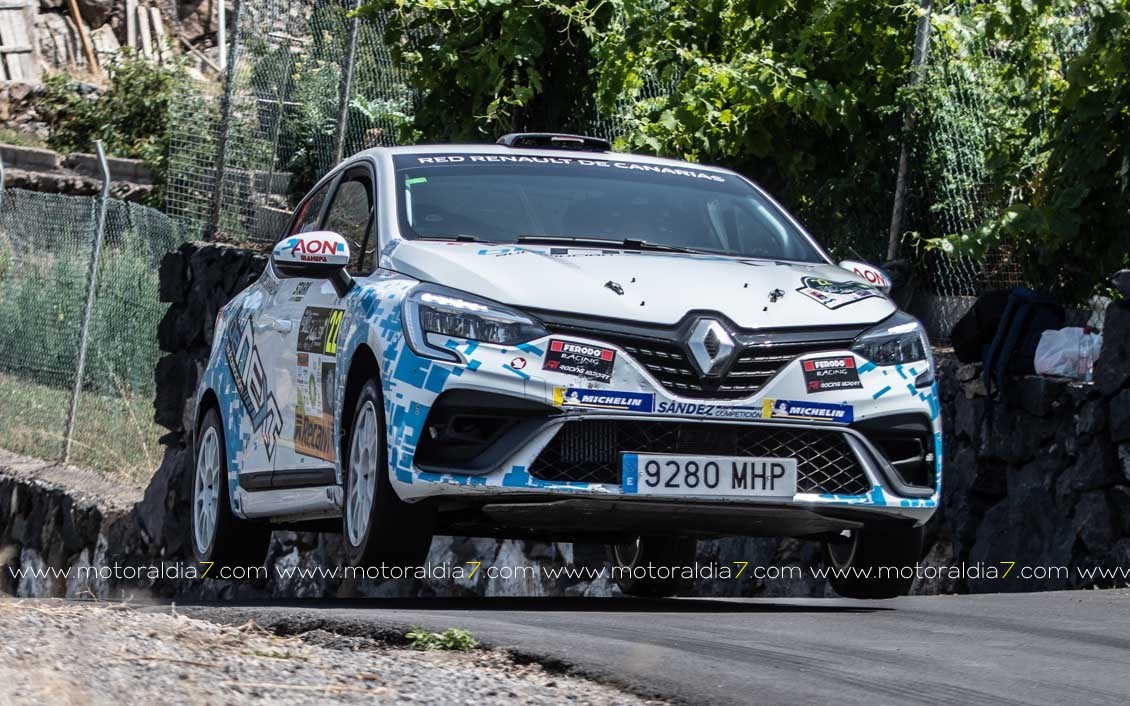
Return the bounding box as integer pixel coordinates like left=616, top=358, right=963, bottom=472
left=981, top=287, right=1065, bottom=399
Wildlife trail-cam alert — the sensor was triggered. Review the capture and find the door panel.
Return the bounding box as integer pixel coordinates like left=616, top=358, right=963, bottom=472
left=222, top=282, right=285, bottom=478
left=271, top=278, right=343, bottom=478
left=265, top=159, right=375, bottom=490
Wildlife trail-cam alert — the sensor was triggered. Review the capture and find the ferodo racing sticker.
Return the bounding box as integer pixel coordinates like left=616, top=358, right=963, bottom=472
left=543, top=339, right=616, bottom=383
left=802, top=356, right=862, bottom=393
left=795, top=277, right=881, bottom=310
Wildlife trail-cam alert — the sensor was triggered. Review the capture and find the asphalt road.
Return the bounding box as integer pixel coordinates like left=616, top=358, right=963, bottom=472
left=183, top=590, right=1130, bottom=706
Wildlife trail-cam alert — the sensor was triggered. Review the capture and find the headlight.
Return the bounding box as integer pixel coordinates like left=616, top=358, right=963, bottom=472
left=851, top=312, right=933, bottom=384
left=402, top=284, right=548, bottom=362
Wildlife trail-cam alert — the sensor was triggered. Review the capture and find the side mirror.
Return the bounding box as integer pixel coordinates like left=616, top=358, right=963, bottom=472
left=273, top=231, right=354, bottom=297
left=839, top=259, right=892, bottom=295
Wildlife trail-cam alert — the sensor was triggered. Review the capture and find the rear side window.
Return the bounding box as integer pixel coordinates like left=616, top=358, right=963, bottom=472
left=289, top=179, right=333, bottom=236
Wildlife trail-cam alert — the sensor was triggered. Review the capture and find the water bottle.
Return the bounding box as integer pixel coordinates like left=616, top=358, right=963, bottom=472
left=1080, top=328, right=1094, bottom=383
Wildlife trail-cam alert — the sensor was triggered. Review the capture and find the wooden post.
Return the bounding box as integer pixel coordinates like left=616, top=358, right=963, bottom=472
left=125, top=0, right=137, bottom=48
left=64, top=0, right=99, bottom=73
left=177, top=33, right=221, bottom=73
left=149, top=6, right=167, bottom=61
left=137, top=1, right=153, bottom=58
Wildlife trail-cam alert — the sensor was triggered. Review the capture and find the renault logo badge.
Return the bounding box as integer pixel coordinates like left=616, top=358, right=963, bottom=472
left=687, top=319, right=735, bottom=376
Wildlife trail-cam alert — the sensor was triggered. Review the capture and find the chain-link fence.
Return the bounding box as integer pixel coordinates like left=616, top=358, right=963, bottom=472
left=165, top=0, right=411, bottom=244
left=910, top=1, right=1104, bottom=338
left=0, top=159, right=189, bottom=480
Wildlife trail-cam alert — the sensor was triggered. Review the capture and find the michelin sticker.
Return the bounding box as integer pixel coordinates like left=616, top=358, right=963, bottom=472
left=795, top=277, right=881, bottom=310
left=555, top=388, right=654, bottom=412
left=762, top=398, right=854, bottom=424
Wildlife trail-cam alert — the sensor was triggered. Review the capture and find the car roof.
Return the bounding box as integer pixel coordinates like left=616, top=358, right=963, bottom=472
left=354, top=143, right=737, bottom=176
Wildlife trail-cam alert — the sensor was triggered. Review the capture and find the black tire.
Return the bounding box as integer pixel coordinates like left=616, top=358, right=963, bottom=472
left=343, top=379, right=433, bottom=569
left=822, top=525, right=924, bottom=599
left=191, top=407, right=271, bottom=570
left=606, top=536, right=698, bottom=597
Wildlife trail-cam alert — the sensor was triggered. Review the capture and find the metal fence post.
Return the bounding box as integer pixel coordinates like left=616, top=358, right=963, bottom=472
left=886, top=0, right=933, bottom=262
left=332, top=0, right=362, bottom=165
left=62, top=141, right=112, bottom=465
left=218, top=0, right=227, bottom=71
left=207, top=0, right=243, bottom=240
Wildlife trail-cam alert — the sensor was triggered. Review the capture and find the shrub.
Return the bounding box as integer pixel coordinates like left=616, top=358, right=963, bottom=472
left=405, top=626, right=478, bottom=651
left=36, top=51, right=195, bottom=206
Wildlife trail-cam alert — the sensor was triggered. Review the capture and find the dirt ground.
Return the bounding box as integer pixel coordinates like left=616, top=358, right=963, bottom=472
left=0, top=598, right=662, bottom=706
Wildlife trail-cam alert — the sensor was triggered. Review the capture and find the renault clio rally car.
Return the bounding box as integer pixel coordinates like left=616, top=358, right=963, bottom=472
left=191, top=133, right=941, bottom=599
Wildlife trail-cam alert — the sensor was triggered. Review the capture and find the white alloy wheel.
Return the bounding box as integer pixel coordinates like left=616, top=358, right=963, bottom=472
left=193, top=426, right=222, bottom=554
left=347, top=399, right=379, bottom=547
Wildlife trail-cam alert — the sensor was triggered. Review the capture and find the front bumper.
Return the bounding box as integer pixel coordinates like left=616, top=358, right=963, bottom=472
left=381, top=330, right=942, bottom=528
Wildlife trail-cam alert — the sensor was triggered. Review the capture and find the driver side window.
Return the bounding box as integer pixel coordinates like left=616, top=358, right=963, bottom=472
left=289, top=179, right=333, bottom=236
left=323, top=166, right=376, bottom=275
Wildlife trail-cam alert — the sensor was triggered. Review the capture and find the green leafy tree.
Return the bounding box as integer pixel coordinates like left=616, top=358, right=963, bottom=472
left=359, top=0, right=603, bottom=142
left=925, top=0, right=1129, bottom=303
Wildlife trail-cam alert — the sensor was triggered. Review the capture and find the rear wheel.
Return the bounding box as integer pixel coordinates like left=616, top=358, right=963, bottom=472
left=191, top=408, right=271, bottom=570
left=607, top=536, right=697, bottom=597
left=822, top=525, right=924, bottom=599
left=343, top=379, right=433, bottom=569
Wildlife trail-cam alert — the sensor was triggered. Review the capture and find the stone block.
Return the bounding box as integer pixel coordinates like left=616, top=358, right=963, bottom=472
left=1110, top=389, right=1130, bottom=443
left=1095, top=302, right=1130, bottom=395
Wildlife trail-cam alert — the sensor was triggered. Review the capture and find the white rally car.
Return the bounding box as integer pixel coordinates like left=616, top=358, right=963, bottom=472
left=191, top=133, right=940, bottom=598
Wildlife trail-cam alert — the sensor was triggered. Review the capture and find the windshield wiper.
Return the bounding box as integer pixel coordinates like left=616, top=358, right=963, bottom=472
left=516, top=235, right=706, bottom=254
left=415, top=234, right=484, bottom=243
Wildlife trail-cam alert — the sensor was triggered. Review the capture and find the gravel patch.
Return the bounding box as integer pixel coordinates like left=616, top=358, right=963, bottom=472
left=0, top=598, right=664, bottom=705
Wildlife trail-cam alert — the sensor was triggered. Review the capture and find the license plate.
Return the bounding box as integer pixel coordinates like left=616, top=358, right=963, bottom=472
left=622, top=453, right=797, bottom=497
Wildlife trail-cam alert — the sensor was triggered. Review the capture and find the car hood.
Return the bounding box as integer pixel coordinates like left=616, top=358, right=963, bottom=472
left=386, top=241, right=897, bottom=329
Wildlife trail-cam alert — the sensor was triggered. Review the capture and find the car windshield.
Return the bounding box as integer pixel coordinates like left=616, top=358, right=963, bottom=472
left=392, top=153, right=825, bottom=262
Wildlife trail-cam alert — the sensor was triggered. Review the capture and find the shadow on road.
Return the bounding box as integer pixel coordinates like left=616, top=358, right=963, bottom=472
left=182, top=596, right=890, bottom=614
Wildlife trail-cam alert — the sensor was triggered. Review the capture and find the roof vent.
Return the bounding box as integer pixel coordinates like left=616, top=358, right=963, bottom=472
left=496, top=133, right=612, bottom=153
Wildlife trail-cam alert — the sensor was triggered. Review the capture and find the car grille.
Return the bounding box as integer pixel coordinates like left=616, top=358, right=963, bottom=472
left=529, top=420, right=871, bottom=495
left=543, top=323, right=856, bottom=400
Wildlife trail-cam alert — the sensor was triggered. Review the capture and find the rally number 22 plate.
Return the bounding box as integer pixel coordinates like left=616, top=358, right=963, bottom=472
left=622, top=454, right=797, bottom=497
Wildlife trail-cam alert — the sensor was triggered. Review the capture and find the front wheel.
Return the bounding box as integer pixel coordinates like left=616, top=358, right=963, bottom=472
left=606, top=536, right=698, bottom=597
left=343, top=379, right=433, bottom=569
left=822, top=526, right=924, bottom=599
left=191, top=408, right=271, bottom=570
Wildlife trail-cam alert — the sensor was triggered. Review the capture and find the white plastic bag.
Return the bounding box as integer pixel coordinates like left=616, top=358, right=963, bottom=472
left=1034, top=327, right=1103, bottom=381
